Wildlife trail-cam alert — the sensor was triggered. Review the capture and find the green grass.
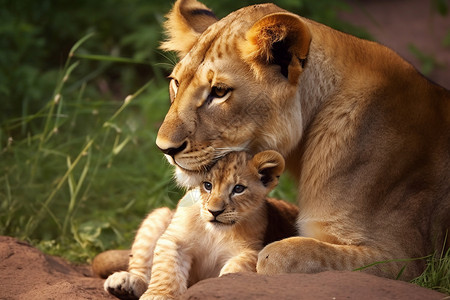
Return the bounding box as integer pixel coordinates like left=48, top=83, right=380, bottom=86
left=412, top=248, right=450, bottom=295
left=0, top=34, right=184, bottom=262
left=353, top=251, right=450, bottom=295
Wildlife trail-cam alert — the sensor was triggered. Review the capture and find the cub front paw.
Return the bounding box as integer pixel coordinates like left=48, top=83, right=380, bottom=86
left=104, top=271, right=147, bottom=300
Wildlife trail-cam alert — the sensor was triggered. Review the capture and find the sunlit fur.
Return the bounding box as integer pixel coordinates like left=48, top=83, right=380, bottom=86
left=103, top=207, right=173, bottom=299
left=104, top=151, right=298, bottom=300
left=155, top=0, right=450, bottom=282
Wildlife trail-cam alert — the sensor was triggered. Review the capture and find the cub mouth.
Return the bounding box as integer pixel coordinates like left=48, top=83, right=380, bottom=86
left=210, top=219, right=236, bottom=226
left=210, top=220, right=224, bottom=224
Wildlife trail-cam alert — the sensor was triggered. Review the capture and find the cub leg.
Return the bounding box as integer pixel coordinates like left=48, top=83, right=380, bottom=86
left=257, top=237, right=402, bottom=278
left=220, top=250, right=259, bottom=276
left=140, top=225, right=192, bottom=300
left=128, top=207, right=174, bottom=282
left=105, top=207, right=173, bottom=300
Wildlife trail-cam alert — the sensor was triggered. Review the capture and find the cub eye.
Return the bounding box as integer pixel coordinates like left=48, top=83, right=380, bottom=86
left=210, top=86, right=231, bottom=99
left=203, top=181, right=212, bottom=192
left=232, top=184, right=246, bottom=195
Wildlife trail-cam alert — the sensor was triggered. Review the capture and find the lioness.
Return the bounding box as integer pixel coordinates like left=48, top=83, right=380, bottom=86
left=154, top=0, right=450, bottom=280
left=94, top=0, right=450, bottom=282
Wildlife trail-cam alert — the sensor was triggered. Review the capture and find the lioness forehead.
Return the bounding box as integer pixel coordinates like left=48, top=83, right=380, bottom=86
left=173, top=3, right=284, bottom=77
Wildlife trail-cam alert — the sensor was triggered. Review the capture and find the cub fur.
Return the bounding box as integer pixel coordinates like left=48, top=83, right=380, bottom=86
left=104, top=151, right=298, bottom=299
left=154, top=0, right=450, bottom=280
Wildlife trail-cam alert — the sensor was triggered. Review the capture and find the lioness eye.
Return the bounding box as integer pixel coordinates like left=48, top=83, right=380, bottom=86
left=170, top=78, right=179, bottom=89
left=211, top=86, right=231, bottom=98
left=203, top=181, right=212, bottom=192
left=169, top=78, right=179, bottom=102
left=232, top=184, right=246, bottom=194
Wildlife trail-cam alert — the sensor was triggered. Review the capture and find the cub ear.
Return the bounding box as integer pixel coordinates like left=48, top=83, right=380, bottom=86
left=160, top=0, right=218, bottom=59
left=251, top=150, right=285, bottom=189
left=240, top=13, right=311, bottom=84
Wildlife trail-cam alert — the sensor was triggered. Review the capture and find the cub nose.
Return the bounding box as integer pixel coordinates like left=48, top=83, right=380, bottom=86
left=157, top=141, right=187, bottom=157
left=208, top=208, right=225, bottom=218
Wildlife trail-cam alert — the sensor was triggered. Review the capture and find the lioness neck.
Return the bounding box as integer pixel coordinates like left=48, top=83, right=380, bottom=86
left=287, top=19, right=437, bottom=182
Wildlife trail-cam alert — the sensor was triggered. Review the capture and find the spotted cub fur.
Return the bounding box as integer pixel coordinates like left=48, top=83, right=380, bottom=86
left=104, top=150, right=298, bottom=299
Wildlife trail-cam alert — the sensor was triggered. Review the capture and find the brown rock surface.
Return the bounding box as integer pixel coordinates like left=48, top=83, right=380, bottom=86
left=0, top=236, right=447, bottom=300
left=181, top=272, right=446, bottom=300
left=0, top=236, right=114, bottom=300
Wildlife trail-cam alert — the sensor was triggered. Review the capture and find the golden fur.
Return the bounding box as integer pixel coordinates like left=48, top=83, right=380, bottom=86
left=92, top=249, right=130, bottom=279
left=104, top=151, right=298, bottom=299
left=103, top=207, right=173, bottom=298
left=154, top=0, right=450, bottom=280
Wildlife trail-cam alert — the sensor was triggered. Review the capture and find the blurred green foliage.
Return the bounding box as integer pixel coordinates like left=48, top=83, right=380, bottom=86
left=0, top=0, right=369, bottom=137
left=0, top=0, right=172, bottom=131
left=432, top=0, right=449, bottom=16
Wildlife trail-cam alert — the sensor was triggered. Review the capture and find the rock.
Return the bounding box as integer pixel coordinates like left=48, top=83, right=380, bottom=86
left=0, top=236, right=447, bottom=300
left=180, top=272, right=446, bottom=300
left=0, top=236, right=114, bottom=300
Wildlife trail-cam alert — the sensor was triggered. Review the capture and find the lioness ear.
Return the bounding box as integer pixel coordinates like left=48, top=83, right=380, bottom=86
left=240, top=13, right=311, bottom=84
left=160, top=0, right=218, bottom=59
left=251, top=150, right=285, bottom=189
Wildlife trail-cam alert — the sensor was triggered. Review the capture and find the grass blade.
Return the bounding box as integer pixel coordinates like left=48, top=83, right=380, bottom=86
left=74, top=53, right=152, bottom=65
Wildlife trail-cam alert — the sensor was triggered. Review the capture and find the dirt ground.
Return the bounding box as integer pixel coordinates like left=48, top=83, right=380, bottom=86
left=0, top=236, right=114, bottom=300
left=0, top=236, right=446, bottom=300
left=1, top=1, right=449, bottom=299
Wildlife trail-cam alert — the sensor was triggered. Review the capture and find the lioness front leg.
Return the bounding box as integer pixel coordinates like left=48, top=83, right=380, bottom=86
left=257, top=237, right=401, bottom=278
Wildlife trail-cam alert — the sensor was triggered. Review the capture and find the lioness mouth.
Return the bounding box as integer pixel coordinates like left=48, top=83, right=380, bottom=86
left=175, top=160, right=216, bottom=173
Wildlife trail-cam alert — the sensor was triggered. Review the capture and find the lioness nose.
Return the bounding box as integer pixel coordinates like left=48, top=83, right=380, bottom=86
left=208, top=208, right=225, bottom=218
left=157, top=141, right=187, bottom=157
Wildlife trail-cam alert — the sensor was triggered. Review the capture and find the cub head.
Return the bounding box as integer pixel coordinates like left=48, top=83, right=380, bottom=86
left=156, top=0, right=311, bottom=186
left=199, top=150, right=285, bottom=228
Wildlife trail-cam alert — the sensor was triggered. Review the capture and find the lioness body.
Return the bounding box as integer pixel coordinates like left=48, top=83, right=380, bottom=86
left=104, top=151, right=298, bottom=299
left=153, top=0, right=450, bottom=280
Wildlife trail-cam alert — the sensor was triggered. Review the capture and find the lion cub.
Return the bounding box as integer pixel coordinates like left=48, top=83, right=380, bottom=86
left=105, top=150, right=298, bottom=299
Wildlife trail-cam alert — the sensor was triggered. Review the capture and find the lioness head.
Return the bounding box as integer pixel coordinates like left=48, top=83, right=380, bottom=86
left=156, top=0, right=311, bottom=186
left=199, top=150, right=284, bottom=227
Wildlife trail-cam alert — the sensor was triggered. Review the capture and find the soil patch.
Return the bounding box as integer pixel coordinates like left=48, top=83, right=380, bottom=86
left=181, top=272, right=446, bottom=300
left=0, top=236, right=114, bottom=300
left=0, top=236, right=446, bottom=300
